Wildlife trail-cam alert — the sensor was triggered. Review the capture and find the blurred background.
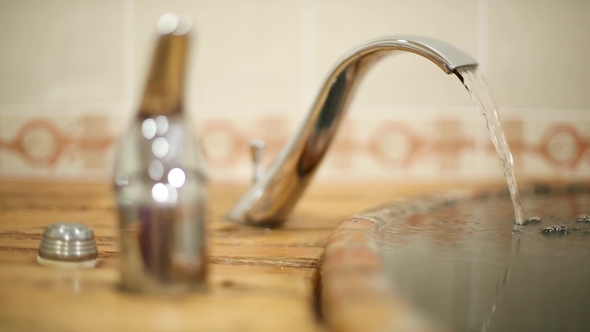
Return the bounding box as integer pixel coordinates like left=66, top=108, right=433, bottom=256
left=0, top=0, right=588, bottom=184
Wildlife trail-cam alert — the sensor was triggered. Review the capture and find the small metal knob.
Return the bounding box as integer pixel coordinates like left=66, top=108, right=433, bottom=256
left=249, top=139, right=265, bottom=184
left=37, top=222, right=98, bottom=268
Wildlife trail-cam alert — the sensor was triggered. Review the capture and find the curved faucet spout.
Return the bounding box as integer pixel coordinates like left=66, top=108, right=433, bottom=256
left=228, top=35, right=478, bottom=226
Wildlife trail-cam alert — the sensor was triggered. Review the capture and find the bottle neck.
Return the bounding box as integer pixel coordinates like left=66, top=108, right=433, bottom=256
left=138, top=34, right=189, bottom=117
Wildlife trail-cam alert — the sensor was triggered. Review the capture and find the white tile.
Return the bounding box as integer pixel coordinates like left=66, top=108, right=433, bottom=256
left=488, top=0, right=590, bottom=109
left=134, top=0, right=303, bottom=109
left=315, top=0, right=479, bottom=107
left=192, top=105, right=302, bottom=183
left=0, top=0, right=126, bottom=104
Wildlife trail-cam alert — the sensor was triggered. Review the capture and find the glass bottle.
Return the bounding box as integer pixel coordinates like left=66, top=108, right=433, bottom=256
left=113, top=14, right=207, bottom=294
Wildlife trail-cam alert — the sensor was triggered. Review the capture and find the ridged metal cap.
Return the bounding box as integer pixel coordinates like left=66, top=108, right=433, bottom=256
left=37, top=222, right=98, bottom=268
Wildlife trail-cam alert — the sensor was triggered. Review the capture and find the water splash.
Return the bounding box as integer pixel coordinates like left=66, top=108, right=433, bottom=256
left=458, top=68, right=525, bottom=226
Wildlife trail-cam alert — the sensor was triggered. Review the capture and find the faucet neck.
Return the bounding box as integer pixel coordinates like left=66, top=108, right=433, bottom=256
left=228, top=36, right=478, bottom=226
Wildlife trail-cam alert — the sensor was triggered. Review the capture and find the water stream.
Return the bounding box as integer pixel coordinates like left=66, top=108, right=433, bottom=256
left=456, top=67, right=525, bottom=330
left=378, top=68, right=590, bottom=331
left=457, top=68, right=525, bottom=226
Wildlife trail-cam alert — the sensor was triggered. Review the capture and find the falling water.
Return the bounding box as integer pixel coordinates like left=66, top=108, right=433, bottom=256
left=375, top=67, right=587, bottom=332
left=456, top=67, right=525, bottom=330
left=457, top=68, right=525, bottom=226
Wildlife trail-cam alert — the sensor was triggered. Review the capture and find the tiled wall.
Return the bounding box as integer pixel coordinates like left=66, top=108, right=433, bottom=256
left=1, top=0, right=589, bottom=183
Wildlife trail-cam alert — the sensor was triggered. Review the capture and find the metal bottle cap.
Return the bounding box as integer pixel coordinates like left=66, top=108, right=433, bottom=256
left=37, top=222, right=98, bottom=268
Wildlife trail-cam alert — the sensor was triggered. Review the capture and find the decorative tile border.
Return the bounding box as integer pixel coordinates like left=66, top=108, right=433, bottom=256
left=0, top=111, right=589, bottom=182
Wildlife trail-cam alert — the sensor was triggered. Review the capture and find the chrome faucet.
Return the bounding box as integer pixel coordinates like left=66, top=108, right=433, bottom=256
left=114, top=14, right=208, bottom=294
left=228, top=36, right=478, bottom=227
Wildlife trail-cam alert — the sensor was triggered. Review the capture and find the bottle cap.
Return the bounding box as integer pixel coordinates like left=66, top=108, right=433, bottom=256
left=37, top=222, right=98, bottom=268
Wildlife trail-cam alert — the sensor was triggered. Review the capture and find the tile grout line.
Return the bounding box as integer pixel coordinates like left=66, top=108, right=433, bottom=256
left=300, top=0, right=317, bottom=114
left=123, top=0, right=136, bottom=116
left=16, top=104, right=590, bottom=115
left=477, top=0, right=489, bottom=77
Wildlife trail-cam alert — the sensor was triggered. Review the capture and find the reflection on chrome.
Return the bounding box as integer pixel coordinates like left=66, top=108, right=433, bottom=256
left=141, top=118, right=157, bottom=139
left=115, top=173, right=129, bottom=186
left=148, top=160, right=164, bottom=180
left=151, top=183, right=169, bottom=202
left=166, top=184, right=178, bottom=203
left=156, top=115, right=169, bottom=135
left=157, top=13, right=180, bottom=34
left=168, top=167, right=186, bottom=188
left=152, top=137, right=169, bottom=158
left=156, top=13, right=192, bottom=36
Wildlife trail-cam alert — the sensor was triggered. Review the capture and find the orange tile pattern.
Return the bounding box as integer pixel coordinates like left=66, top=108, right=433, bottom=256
left=1, top=113, right=589, bottom=182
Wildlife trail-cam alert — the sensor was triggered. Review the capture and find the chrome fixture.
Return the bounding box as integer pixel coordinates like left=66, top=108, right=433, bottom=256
left=248, top=139, right=266, bottom=184
left=228, top=36, right=478, bottom=227
left=113, top=13, right=208, bottom=294
left=37, top=222, right=98, bottom=268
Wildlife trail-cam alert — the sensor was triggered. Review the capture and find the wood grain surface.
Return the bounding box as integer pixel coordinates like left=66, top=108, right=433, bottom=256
left=0, top=180, right=489, bottom=331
